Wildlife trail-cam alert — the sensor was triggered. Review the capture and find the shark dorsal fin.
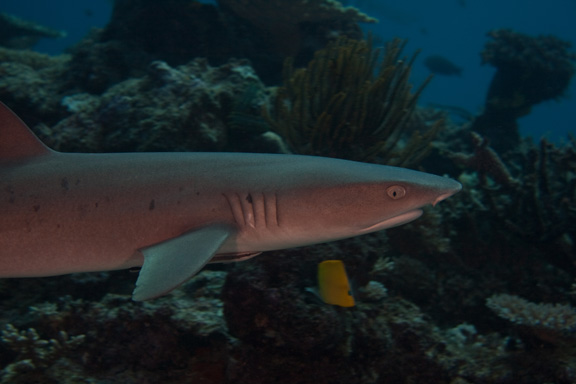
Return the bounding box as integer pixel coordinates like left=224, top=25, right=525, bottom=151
left=0, top=102, right=53, bottom=160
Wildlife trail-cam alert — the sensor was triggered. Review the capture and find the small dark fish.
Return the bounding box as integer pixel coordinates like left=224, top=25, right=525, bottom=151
left=424, top=55, right=462, bottom=76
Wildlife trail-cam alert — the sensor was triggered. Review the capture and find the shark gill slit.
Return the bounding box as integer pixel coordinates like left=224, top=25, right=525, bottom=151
left=259, top=191, right=279, bottom=228
left=251, top=192, right=265, bottom=227
left=223, top=192, right=279, bottom=229
left=239, top=193, right=255, bottom=228
left=223, top=193, right=245, bottom=227
left=266, top=192, right=279, bottom=227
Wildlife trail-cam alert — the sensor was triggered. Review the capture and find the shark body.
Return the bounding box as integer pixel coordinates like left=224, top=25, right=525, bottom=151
left=0, top=102, right=461, bottom=300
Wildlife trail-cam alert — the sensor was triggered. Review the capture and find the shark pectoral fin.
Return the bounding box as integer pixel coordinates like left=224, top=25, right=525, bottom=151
left=132, top=225, right=232, bottom=301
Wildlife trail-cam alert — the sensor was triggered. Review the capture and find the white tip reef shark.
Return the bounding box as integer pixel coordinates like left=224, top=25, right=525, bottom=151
left=0, top=102, right=461, bottom=301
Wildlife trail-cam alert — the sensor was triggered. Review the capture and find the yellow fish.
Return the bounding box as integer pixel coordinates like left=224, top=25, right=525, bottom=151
left=318, top=260, right=355, bottom=307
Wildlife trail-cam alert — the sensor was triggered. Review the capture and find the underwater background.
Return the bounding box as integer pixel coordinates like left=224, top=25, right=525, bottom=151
left=3, top=0, right=576, bottom=142
left=1, top=0, right=576, bottom=383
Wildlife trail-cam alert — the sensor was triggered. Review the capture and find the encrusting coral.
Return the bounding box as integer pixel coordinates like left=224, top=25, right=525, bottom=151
left=267, top=36, right=439, bottom=165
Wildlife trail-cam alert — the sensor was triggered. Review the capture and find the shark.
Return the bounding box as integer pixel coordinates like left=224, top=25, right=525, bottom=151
left=0, top=102, right=461, bottom=300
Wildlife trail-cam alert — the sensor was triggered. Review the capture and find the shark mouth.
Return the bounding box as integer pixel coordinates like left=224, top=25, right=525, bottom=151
left=359, top=209, right=423, bottom=233
left=433, top=182, right=463, bottom=206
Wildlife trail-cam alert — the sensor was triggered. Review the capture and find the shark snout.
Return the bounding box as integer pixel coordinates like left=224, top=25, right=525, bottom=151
left=432, top=179, right=462, bottom=206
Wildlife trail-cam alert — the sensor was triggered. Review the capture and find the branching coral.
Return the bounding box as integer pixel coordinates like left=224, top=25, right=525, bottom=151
left=486, top=293, right=576, bottom=346
left=499, top=140, right=576, bottom=252
left=0, top=324, right=85, bottom=380
left=447, top=131, right=519, bottom=189
left=267, top=36, right=438, bottom=165
left=446, top=130, right=576, bottom=275
left=0, top=272, right=230, bottom=383
left=486, top=294, right=576, bottom=332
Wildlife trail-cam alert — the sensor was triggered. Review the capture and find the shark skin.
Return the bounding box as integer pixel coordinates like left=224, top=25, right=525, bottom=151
left=0, top=102, right=461, bottom=300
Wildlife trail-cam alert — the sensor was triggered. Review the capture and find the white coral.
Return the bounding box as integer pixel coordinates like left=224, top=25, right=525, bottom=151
left=486, top=293, right=576, bottom=332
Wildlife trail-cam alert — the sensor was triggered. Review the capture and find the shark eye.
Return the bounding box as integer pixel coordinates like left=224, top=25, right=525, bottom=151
left=386, top=185, right=406, bottom=200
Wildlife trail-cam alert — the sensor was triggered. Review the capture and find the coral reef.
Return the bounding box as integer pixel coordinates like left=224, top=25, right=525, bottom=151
left=0, top=271, right=229, bottom=384
left=65, top=0, right=377, bottom=90
left=0, top=12, right=65, bottom=49
left=1, top=324, right=84, bottom=382
left=2, top=2, right=576, bottom=381
left=217, top=0, right=376, bottom=56
left=471, top=29, right=576, bottom=152
left=0, top=47, right=69, bottom=119
left=447, top=134, right=576, bottom=273
left=487, top=294, right=576, bottom=334
left=448, top=131, right=519, bottom=189
left=81, top=0, right=231, bottom=92
left=267, top=36, right=438, bottom=165
left=42, top=58, right=275, bottom=153
left=0, top=44, right=284, bottom=154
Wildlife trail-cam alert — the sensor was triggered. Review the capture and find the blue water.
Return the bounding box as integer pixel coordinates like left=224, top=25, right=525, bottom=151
left=2, top=0, right=575, bottom=143
left=358, top=0, right=576, bottom=143
left=1, top=0, right=112, bottom=53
